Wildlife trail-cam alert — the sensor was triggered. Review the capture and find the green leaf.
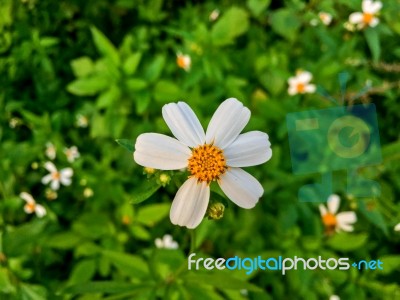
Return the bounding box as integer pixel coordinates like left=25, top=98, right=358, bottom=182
left=379, top=255, right=400, bottom=275
left=72, top=213, right=113, bottom=240
left=102, top=250, right=149, bottom=278
left=125, top=78, right=148, bottom=91
left=63, top=281, right=151, bottom=295
left=184, top=273, right=263, bottom=293
left=153, top=80, right=182, bottom=103
left=19, top=284, right=47, bottom=300
left=90, top=26, right=120, bottom=66
left=382, top=140, right=400, bottom=162
left=136, top=203, right=170, bottom=226
left=115, top=139, right=135, bottom=152
left=45, top=231, right=83, bottom=249
left=358, top=199, right=388, bottom=236
left=68, top=259, right=96, bottom=285
left=327, top=233, right=368, bottom=251
left=270, top=9, right=301, bottom=41
left=0, top=267, right=15, bottom=294
left=67, top=77, right=109, bottom=96
left=144, top=54, right=165, bottom=82
left=211, top=7, right=249, bottom=46
left=247, top=0, right=271, bottom=17
left=70, top=56, right=94, bottom=78
left=131, top=181, right=161, bottom=204
left=123, top=52, right=142, bottom=75
left=364, top=28, right=381, bottom=62
left=96, top=85, right=121, bottom=108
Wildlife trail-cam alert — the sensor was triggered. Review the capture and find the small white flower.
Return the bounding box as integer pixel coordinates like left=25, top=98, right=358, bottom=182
left=318, top=12, right=332, bottom=26
left=9, top=117, right=21, bottom=128
left=319, top=194, right=357, bottom=233
left=76, top=114, right=89, bottom=128
left=394, top=223, right=400, bottom=232
left=288, top=71, right=316, bottom=95
left=349, top=0, right=382, bottom=29
left=20, top=192, right=46, bottom=218
left=41, top=162, right=73, bottom=191
left=209, top=9, right=220, bottom=22
left=310, top=19, right=318, bottom=26
left=155, top=234, right=179, bottom=249
left=45, top=142, right=56, bottom=160
left=330, top=295, right=340, bottom=300
left=176, top=52, right=191, bottom=71
left=134, top=98, right=272, bottom=229
left=64, top=146, right=80, bottom=163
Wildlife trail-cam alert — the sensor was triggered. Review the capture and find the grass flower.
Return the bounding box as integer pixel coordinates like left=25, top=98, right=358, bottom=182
left=319, top=194, right=357, bottom=233
left=349, top=0, right=382, bottom=29
left=176, top=52, right=191, bottom=71
left=64, top=146, right=80, bottom=163
left=45, top=142, right=56, bottom=160
left=20, top=192, right=46, bottom=218
left=134, top=98, right=272, bottom=228
left=288, top=71, right=316, bottom=95
left=209, top=9, right=220, bottom=22
left=41, top=162, right=73, bottom=190
left=76, top=114, right=89, bottom=128
left=155, top=234, right=179, bottom=249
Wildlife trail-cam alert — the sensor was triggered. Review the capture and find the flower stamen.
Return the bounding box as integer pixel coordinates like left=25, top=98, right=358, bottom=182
left=188, top=144, right=227, bottom=183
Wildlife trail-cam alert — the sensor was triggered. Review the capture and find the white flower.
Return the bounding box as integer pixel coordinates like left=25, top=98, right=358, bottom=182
left=209, top=9, right=220, bottom=22
left=318, top=12, right=332, bottom=26
left=394, top=223, right=400, bottom=232
left=288, top=71, right=316, bottom=95
left=41, top=162, right=73, bottom=191
left=319, top=194, right=357, bottom=233
left=64, top=146, right=80, bottom=163
left=76, top=114, right=89, bottom=128
left=20, top=192, right=46, bottom=218
left=349, top=0, right=382, bottom=29
left=330, top=295, right=340, bottom=300
left=155, top=234, right=179, bottom=249
left=134, top=98, right=272, bottom=229
left=45, top=142, right=56, bottom=160
left=176, top=53, right=191, bottom=71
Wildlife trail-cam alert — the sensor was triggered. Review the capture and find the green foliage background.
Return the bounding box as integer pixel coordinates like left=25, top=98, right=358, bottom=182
left=1, top=0, right=400, bottom=299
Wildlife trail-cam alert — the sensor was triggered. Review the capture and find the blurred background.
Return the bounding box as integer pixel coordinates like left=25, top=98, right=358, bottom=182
left=1, top=0, right=400, bottom=299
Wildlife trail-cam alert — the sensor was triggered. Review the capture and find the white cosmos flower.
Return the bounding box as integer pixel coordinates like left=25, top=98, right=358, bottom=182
left=41, top=162, right=73, bottom=191
left=319, top=194, right=357, bottom=233
left=394, top=223, right=400, bottom=232
left=45, top=142, right=56, bottom=160
left=288, top=71, right=316, bottom=95
left=176, top=52, right=191, bottom=71
left=318, top=12, right=332, bottom=26
left=20, top=192, right=46, bottom=218
left=64, top=146, right=80, bottom=163
left=330, top=295, right=340, bottom=300
left=155, top=234, right=179, bottom=249
left=349, top=0, right=382, bottom=29
left=134, top=98, right=272, bottom=229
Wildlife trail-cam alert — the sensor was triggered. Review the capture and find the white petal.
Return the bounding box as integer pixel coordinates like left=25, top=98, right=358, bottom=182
left=305, top=84, right=316, bottom=93
left=60, top=177, right=72, bottom=186
left=369, top=17, right=379, bottom=27
left=349, top=12, right=363, bottom=24
left=394, top=223, right=400, bottom=232
left=162, top=102, right=205, bottom=147
left=134, top=133, right=191, bottom=170
left=50, top=179, right=60, bottom=191
left=369, top=1, right=382, bottom=13
left=41, top=174, right=52, bottom=185
left=336, top=211, right=357, bottom=225
left=337, top=222, right=354, bottom=232
left=297, top=71, right=312, bottom=83
left=330, top=295, right=340, bottom=300
left=20, top=192, right=34, bottom=204
left=206, top=98, right=250, bottom=149
left=319, top=204, right=327, bottom=216
left=44, top=161, right=57, bottom=173
left=35, top=205, right=47, bottom=218
left=155, top=238, right=163, bottom=248
left=288, top=86, right=298, bottom=95
left=288, top=77, right=299, bottom=86
left=327, top=194, right=340, bottom=214
left=224, top=131, right=272, bottom=167
left=61, top=168, right=73, bottom=178
left=218, top=168, right=263, bottom=209
left=170, top=177, right=210, bottom=229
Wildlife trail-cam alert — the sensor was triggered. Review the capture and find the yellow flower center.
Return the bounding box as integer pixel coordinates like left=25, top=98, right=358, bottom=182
left=177, top=56, right=188, bottom=69
left=188, top=144, right=227, bottom=183
left=322, top=213, right=337, bottom=227
left=25, top=203, right=36, bottom=212
left=363, top=13, right=373, bottom=24
left=296, top=83, right=306, bottom=93
left=51, top=172, right=60, bottom=180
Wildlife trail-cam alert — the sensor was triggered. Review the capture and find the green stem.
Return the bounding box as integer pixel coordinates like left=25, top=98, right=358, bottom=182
left=189, top=229, right=196, bottom=254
